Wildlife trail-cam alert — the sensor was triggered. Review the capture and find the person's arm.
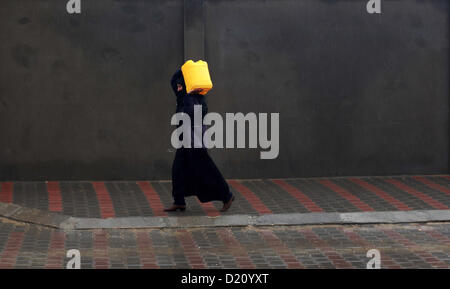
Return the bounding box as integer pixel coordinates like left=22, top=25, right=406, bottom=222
left=170, top=69, right=183, bottom=94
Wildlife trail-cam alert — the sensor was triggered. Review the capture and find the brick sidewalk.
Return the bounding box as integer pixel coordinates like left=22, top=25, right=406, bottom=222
left=0, top=218, right=448, bottom=269
left=0, top=175, right=449, bottom=218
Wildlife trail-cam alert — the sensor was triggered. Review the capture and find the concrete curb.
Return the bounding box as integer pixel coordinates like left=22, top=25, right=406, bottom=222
left=0, top=202, right=71, bottom=229
left=1, top=202, right=450, bottom=230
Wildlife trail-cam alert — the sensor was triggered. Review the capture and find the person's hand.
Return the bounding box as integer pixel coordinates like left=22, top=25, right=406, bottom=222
left=177, top=84, right=183, bottom=92
left=190, top=88, right=203, bottom=94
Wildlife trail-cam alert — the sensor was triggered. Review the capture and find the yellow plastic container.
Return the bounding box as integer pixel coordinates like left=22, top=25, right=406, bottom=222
left=181, top=60, right=213, bottom=95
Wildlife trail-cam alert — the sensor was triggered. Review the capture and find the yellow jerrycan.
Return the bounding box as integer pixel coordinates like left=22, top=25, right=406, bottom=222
left=181, top=60, right=213, bottom=95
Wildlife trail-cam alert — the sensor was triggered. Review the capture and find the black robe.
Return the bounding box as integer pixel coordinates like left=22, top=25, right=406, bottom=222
left=170, top=69, right=232, bottom=206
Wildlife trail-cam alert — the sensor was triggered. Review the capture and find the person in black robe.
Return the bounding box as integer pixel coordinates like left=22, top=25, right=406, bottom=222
left=164, top=69, right=235, bottom=212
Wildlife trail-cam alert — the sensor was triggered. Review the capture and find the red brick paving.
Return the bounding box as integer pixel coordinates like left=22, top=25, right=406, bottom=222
left=92, top=182, right=116, bottom=219
left=0, top=175, right=449, bottom=218
left=136, top=232, right=159, bottom=269
left=413, top=176, right=450, bottom=195
left=0, top=219, right=449, bottom=269
left=318, top=179, right=375, bottom=211
left=271, top=179, right=323, bottom=212
left=341, top=228, right=402, bottom=269
left=137, top=181, right=167, bottom=217
left=178, top=230, right=207, bottom=269
left=0, top=182, right=13, bottom=204
left=46, top=231, right=66, bottom=269
left=196, top=199, right=221, bottom=217
left=259, top=229, right=304, bottom=269
left=381, top=229, right=448, bottom=269
left=217, top=228, right=256, bottom=269
left=302, top=228, right=354, bottom=269
left=46, top=181, right=63, bottom=212
left=349, top=178, right=412, bottom=211
left=0, top=231, right=24, bottom=269
left=93, top=230, right=110, bottom=269
left=386, top=179, right=449, bottom=210
left=228, top=180, right=272, bottom=215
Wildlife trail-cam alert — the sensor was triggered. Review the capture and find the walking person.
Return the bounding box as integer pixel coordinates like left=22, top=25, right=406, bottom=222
left=164, top=68, right=235, bottom=212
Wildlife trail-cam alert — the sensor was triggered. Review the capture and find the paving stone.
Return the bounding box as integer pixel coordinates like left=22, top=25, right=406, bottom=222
left=0, top=218, right=448, bottom=269
left=1, top=176, right=449, bottom=219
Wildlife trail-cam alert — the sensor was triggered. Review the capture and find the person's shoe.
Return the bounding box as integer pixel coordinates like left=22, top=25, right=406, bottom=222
left=164, top=205, right=186, bottom=212
left=220, top=195, right=235, bottom=212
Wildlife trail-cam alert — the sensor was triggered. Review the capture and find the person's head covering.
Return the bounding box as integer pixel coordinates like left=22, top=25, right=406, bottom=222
left=170, top=69, right=186, bottom=97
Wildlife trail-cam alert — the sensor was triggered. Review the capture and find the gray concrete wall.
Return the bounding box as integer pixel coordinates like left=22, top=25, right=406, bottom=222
left=204, top=0, right=449, bottom=179
left=0, top=0, right=184, bottom=180
left=0, top=0, right=448, bottom=180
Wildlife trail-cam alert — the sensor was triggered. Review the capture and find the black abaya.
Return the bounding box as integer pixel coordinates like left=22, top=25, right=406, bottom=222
left=170, top=69, right=233, bottom=206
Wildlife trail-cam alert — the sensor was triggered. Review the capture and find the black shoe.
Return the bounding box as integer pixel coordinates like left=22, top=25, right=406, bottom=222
left=220, top=195, right=235, bottom=212
left=164, top=205, right=186, bottom=212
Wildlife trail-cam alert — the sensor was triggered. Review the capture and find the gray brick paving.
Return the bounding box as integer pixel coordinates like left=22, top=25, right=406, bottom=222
left=1, top=176, right=449, bottom=218
left=0, top=217, right=447, bottom=269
